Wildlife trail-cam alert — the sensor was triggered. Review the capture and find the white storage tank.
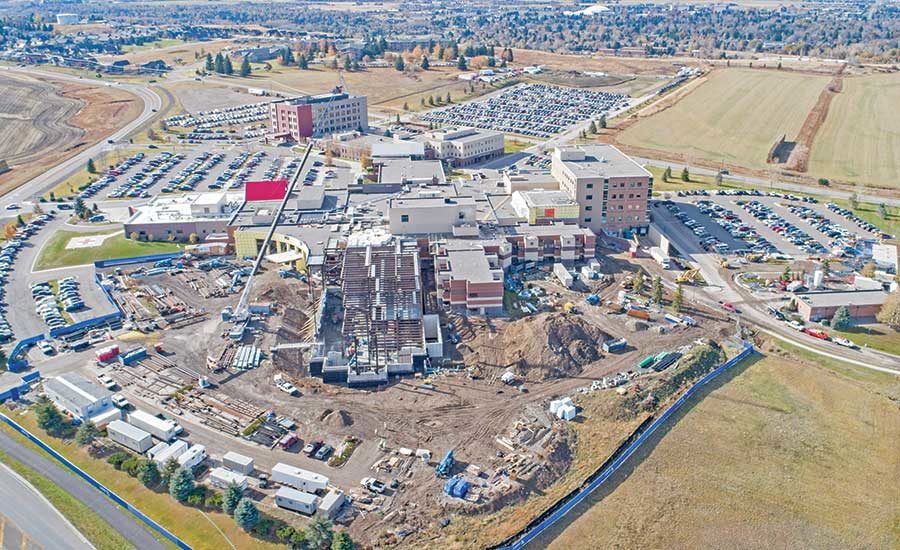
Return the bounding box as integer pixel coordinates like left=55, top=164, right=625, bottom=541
left=107, top=420, right=153, bottom=453
left=222, top=451, right=254, bottom=475
left=208, top=467, right=248, bottom=491
left=271, top=463, right=329, bottom=493
left=275, top=486, right=319, bottom=515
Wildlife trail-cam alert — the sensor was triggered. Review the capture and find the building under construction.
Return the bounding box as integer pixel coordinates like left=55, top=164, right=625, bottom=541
left=310, top=237, right=443, bottom=387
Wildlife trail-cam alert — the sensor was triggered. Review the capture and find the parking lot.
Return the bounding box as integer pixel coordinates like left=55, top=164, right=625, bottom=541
left=165, top=99, right=272, bottom=143
left=421, top=83, right=630, bottom=137
left=655, top=189, right=883, bottom=261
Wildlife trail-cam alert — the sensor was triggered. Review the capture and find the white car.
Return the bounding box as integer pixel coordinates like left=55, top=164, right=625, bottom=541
left=277, top=380, right=299, bottom=396
left=97, top=373, right=117, bottom=390
left=832, top=337, right=858, bottom=349
left=5, top=203, right=18, bottom=210
left=111, top=394, right=130, bottom=408
left=785, top=320, right=804, bottom=331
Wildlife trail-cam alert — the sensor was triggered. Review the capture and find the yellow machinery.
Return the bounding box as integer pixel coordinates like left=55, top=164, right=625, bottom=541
left=677, top=268, right=702, bottom=284
left=563, top=302, right=578, bottom=314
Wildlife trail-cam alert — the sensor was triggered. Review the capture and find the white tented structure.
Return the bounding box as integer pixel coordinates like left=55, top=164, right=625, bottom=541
left=549, top=397, right=574, bottom=415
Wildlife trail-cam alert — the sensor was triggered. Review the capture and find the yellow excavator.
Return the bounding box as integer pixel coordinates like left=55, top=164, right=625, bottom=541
left=677, top=268, right=702, bottom=284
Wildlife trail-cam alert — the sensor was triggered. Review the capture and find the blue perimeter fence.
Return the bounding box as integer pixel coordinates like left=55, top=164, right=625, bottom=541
left=498, top=342, right=756, bottom=550
left=4, top=256, right=140, bottom=371
left=0, top=411, right=192, bottom=550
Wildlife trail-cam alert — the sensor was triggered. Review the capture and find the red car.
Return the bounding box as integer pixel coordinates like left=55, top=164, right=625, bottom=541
left=803, top=328, right=830, bottom=340
left=720, top=301, right=739, bottom=314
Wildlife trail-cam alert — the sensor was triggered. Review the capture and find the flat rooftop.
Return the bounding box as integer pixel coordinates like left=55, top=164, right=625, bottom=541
left=517, top=189, right=578, bottom=208
left=796, top=289, right=888, bottom=308
left=556, top=145, right=651, bottom=179
left=377, top=158, right=445, bottom=184
left=127, top=192, right=242, bottom=224
left=44, top=373, right=110, bottom=409
left=444, top=247, right=501, bottom=283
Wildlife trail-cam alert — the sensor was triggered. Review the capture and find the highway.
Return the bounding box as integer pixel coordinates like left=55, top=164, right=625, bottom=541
left=0, top=461, right=93, bottom=550
left=0, top=430, right=168, bottom=550
left=0, top=66, right=162, bottom=210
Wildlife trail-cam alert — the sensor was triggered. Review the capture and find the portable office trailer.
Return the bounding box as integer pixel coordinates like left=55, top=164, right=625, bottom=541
left=275, top=486, right=319, bottom=515
left=177, top=445, right=207, bottom=470
left=152, top=440, right=189, bottom=466
left=128, top=409, right=179, bottom=442
left=107, top=420, right=153, bottom=453
left=223, top=451, right=254, bottom=475
left=317, top=489, right=346, bottom=519
left=271, top=463, right=329, bottom=493
left=208, top=467, right=248, bottom=491
left=147, top=441, right=169, bottom=460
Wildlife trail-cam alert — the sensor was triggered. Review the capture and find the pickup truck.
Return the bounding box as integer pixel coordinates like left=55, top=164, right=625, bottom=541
left=97, top=373, right=117, bottom=390
left=361, top=477, right=386, bottom=494
left=832, top=337, right=858, bottom=349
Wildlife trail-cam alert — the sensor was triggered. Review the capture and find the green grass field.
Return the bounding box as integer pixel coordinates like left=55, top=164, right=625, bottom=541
left=619, top=69, right=829, bottom=170
left=809, top=73, right=900, bottom=188
left=0, top=449, right=134, bottom=550
left=35, top=230, right=183, bottom=271
left=122, top=39, right=184, bottom=54
left=826, top=324, right=900, bottom=356
left=548, top=351, right=900, bottom=549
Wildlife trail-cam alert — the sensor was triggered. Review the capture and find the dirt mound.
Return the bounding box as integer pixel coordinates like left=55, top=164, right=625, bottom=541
left=320, top=409, right=353, bottom=428
left=467, top=313, right=610, bottom=381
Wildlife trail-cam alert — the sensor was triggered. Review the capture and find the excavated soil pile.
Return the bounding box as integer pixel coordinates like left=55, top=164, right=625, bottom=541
left=320, top=409, right=353, bottom=428
left=468, top=313, right=610, bottom=381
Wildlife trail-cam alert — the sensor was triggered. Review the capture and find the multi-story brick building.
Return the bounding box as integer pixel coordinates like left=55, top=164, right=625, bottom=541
left=551, top=145, right=652, bottom=237
left=269, top=88, right=367, bottom=140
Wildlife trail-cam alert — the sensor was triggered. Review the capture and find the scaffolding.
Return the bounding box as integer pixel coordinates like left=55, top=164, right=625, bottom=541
left=340, top=241, right=423, bottom=370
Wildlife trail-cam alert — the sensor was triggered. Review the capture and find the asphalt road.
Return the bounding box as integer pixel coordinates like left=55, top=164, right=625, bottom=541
left=0, top=462, right=93, bottom=550
left=0, top=429, right=167, bottom=550
left=0, top=66, right=162, bottom=209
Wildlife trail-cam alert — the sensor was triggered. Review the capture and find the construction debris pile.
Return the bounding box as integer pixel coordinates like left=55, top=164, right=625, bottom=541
left=466, top=312, right=611, bottom=381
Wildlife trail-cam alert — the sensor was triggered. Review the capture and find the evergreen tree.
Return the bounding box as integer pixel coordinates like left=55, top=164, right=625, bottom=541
left=680, top=167, right=690, bottom=182
left=673, top=284, right=684, bottom=312
left=632, top=270, right=644, bottom=295
left=878, top=203, right=887, bottom=220
left=652, top=276, right=663, bottom=305
left=307, top=516, right=334, bottom=550
left=445, top=92, right=451, bottom=103
left=351, top=59, right=360, bottom=71
left=224, top=56, right=234, bottom=75
left=822, top=257, right=831, bottom=275
left=161, top=458, right=180, bottom=484
left=281, top=47, right=294, bottom=65
left=169, top=467, right=194, bottom=502
left=714, top=172, right=723, bottom=186
left=298, top=53, right=309, bottom=70
left=599, top=114, right=607, bottom=129
left=849, top=192, right=859, bottom=210
left=35, top=397, right=66, bottom=436
left=421, top=55, right=429, bottom=70
left=457, top=55, right=467, bottom=70
left=205, top=53, right=214, bottom=72
left=332, top=531, right=354, bottom=550
left=663, top=166, right=672, bottom=182
left=75, top=421, right=99, bottom=446
left=214, top=53, right=224, bottom=73
left=233, top=498, right=259, bottom=531
left=394, top=55, right=405, bottom=71
left=222, top=482, right=243, bottom=515
left=86, top=158, right=96, bottom=173
left=344, top=55, right=352, bottom=71
left=487, top=56, right=496, bottom=67
left=831, top=306, right=852, bottom=331
left=239, top=56, right=251, bottom=77
left=137, top=459, right=160, bottom=487
left=588, top=121, right=597, bottom=134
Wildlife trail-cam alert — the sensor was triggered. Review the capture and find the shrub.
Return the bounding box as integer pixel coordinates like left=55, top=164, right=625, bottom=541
left=106, top=451, right=130, bottom=469
left=75, top=421, right=100, bottom=446
left=121, top=457, right=141, bottom=477
left=205, top=492, right=223, bottom=510
left=254, top=517, right=274, bottom=537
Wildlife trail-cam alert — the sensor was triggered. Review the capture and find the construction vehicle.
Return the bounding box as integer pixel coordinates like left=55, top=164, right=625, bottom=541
left=676, top=268, right=702, bottom=285
left=585, top=294, right=600, bottom=306
left=562, top=302, right=578, bottom=314
left=746, top=253, right=765, bottom=263
left=436, top=450, right=454, bottom=477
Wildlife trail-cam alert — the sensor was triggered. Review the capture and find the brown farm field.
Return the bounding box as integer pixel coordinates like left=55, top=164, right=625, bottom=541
left=616, top=68, right=829, bottom=171
left=546, top=349, right=900, bottom=550
left=511, top=48, right=699, bottom=77
left=216, top=65, right=494, bottom=114
left=0, top=75, right=141, bottom=196
left=807, top=72, right=900, bottom=188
